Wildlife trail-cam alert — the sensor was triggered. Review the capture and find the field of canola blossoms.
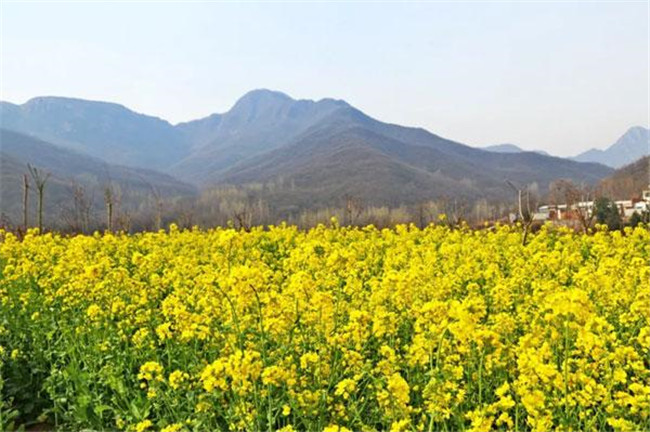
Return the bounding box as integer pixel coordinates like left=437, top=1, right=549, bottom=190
left=0, top=223, right=648, bottom=432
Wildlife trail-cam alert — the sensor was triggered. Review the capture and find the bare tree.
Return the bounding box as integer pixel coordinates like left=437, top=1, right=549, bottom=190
left=506, top=180, right=538, bottom=245
left=573, top=184, right=596, bottom=234
left=232, top=197, right=254, bottom=232
left=137, top=174, right=164, bottom=231
left=27, top=164, right=51, bottom=232
left=115, top=209, right=132, bottom=232
left=414, top=201, right=441, bottom=229
left=61, top=181, right=93, bottom=233
left=417, top=202, right=426, bottom=229
left=231, top=193, right=265, bottom=232
left=144, top=186, right=164, bottom=231
left=0, top=213, right=13, bottom=233
left=104, top=184, right=116, bottom=232
left=154, top=192, right=163, bottom=231
left=22, top=174, right=30, bottom=232
left=178, top=205, right=195, bottom=229
left=549, top=179, right=596, bottom=233
left=75, top=183, right=93, bottom=233
left=233, top=209, right=251, bottom=232
left=343, top=194, right=364, bottom=226
left=437, top=196, right=467, bottom=228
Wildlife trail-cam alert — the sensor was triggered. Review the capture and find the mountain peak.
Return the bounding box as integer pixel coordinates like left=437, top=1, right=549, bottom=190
left=572, top=126, right=648, bottom=168
left=231, top=89, right=352, bottom=113
left=612, top=125, right=648, bottom=149
left=620, top=125, right=649, bottom=141
left=626, top=125, right=648, bottom=133
left=22, top=96, right=131, bottom=112
left=482, top=143, right=550, bottom=156
left=234, top=89, right=293, bottom=106
left=0, top=95, right=184, bottom=170
left=483, top=143, right=524, bottom=153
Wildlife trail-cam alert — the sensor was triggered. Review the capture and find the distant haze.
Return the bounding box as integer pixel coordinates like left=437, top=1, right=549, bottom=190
left=1, top=2, right=648, bottom=157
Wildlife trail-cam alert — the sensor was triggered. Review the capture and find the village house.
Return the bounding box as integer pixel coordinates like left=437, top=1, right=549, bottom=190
left=534, top=185, right=650, bottom=222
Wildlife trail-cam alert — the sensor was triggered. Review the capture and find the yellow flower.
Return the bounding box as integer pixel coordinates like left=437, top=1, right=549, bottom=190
left=495, top=382, right=510, bottom=398
left=300, top=352, right=319, bottom=369
left=0, top=221, right=648, bottom=431
left=132, top=328, right=150, bottom=347
left=86, top=304, right=102, bottom=320
left=200, top=360, right=228, bottom=392
left=161, top=423, right=183, bottom=432
left=466, top=408, right=493, bottom=432
left=134, top=419, right=153, bottom=432
left=169, top=370, right=189, bottom=390
left=387, top=373, right=410, bottom=407
left=335, top=378, right=357, bottom=400
left=390, top=418, right=410, bottom=432
left=156, top=322, right=173, bottom=341
left=607, top=417, right=637, bottom=431
left=323, top=425, right=351, bottom=432
left=138, top=361, right=163, bottom=382
left=195, top=401, right=211, bottom=413
left=495, top=412, right=513, bottom=429
left=613, top=368, right=627, bottom=384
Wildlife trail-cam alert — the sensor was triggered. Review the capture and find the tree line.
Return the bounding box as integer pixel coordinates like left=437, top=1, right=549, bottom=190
left=1, top=164, right=647, bottom=236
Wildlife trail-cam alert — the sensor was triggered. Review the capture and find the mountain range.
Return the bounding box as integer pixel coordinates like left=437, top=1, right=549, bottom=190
left=571, top=126, right=649, bottom=168
left=0, top=89, right=628, bottom=219
left=482, top=127, right=649, bottom=168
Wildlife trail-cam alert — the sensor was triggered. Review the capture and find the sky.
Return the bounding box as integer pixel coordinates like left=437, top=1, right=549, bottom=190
left=1, top=1, right=648, bottom=157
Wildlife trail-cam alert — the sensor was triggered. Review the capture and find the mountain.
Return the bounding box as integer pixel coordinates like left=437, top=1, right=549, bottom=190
left=214, top=101, right=612, bottom=211
left=483, top=143, right=550, bottom=156
left=0, top=90, right=615, bottom=215
left=0, top=97, right=189, bottom=170
left=171, top=90, right=611, bottom=207
left=599, top=155, right=649, bottom=200
left=172, top=89, right=350, bottom=183
left=572, top=126, right=649, bottom=168
left=0, top=129, right=196, bottom=227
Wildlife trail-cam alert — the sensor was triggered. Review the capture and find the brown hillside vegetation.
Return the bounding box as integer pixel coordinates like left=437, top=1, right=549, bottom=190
left=599, top=155, right=649, bottom=200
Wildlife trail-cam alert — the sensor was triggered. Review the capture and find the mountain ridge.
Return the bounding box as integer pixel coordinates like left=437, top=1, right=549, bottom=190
left=572, top=126, right=649, bottom=168
left=212, top=102, right=612, bottom=211
left=0, top=96, right=189, bottom=170
left=482, top=143, right=550, bottom=156
left=172, top=89, right=351, bottom=182
left=0, top=89, right=615, bottom=214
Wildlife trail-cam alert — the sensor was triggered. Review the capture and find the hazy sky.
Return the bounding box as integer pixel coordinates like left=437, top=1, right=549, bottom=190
left=1, top=1, right=648, bottom=156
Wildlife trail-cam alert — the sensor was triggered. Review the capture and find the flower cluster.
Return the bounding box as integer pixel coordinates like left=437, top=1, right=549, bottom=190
left=0, top=223, right=648, bottom=431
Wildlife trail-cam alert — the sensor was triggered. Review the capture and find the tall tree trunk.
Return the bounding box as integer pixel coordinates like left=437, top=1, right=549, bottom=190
left=37, top=186, right=44, bottom=232
left=107, top=202, right=113, bottom=232
left=23, top=174, right=29, bottom=232
left=27, top=164, right=50, bottom=234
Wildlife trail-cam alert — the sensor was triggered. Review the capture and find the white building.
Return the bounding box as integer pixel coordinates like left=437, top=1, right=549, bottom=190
left=535, top=185, right=650, bottom=222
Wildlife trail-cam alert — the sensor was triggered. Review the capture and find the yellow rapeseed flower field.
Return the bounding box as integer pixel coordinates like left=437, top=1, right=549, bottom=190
left=0, top=222, right=648, bottom=431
